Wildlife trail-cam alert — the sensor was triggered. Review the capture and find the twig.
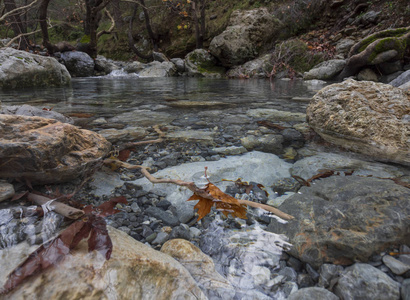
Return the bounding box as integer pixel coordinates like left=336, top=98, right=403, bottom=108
left=5, top=28, right=42, bottom=47
left=0, top=0, right=40, bottom=22
left=104, top=159, right=295, bottom=220
left=27, top=193, right=84, bottom=220
left=118, top=125, right=165, bottom=151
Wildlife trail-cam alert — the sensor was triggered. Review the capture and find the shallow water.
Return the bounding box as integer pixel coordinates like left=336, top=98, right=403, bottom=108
left=0, top=76, right=329, bottom=298
left=0, top=77, right=326, bottom=120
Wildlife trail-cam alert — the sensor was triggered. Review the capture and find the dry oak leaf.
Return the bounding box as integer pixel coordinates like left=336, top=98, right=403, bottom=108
left=188, top=183, right=247, bottom=221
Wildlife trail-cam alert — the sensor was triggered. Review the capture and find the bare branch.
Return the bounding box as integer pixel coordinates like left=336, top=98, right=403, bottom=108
left=97, top=8, right=115, bottom=38
left=27, top=193, right=84, bottom=220
left=0, top=0, right=40, bottom=22
left=5, top=28, right=42, bottom=47
left=103, top=159, right=295, bottom=220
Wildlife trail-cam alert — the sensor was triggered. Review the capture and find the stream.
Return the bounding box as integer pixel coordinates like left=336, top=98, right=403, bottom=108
left=3, top=76, right=405, bottom=299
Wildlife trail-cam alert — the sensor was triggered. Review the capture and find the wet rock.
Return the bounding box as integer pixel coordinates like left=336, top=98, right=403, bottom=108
left=145, top=207, right=179, bottom=227
left=152, top=52, right=169, bottom=62
left=123, top=61, right=144, bottom=73
left=138, top=61, right=176, bottom=77
left=307, top=79, right=410, bottom=166
left=94, top=55, right=120, bottom=75
left=335, top=39, right=355, bottom=57
left=59, top=51, right=94, bottom=77
left=318, top=264, right=344, bottom=288
left=288, top=287, right=339, bottom=300
left=161, top=239, right=236, bottom=299
left=247, top=108, right=306, bottom=122
left=382, top=255, right=410, bottom=275
left=167, top=130, right=216, bottom=143
left=303, top=59, right=346, bottom=80
left=241, top=134, right=284, bottom=154
left=1, top=227, right=207, bottom=299
left=402, top=279, right=410, bottom=300
left=334, top=263, right=400, bottom=300
left=170, top=58, right=185, bottom=73
left=184, top=49, right=224, bottom=78
left=290, top=152, right=406, bottom=180
left=0, top=114, right=111, bottom=184
left=271, top=177, right=301, bottom=196
left=97, top=126, right=148, bottom=143
left=168, top=225, right=192, bottom=241
left=0, top=182, right=14, bottom=202
left=132, top=151, right=292, bottom=209
left=268, top=176, right=410, bottom=268
left=390, top=69, right=410, bottom=87
left=108, top=109, right=175, bottom=126
left=209, top=8, right=282, bottom=67
left=226, top=54, right=272, bottom=78
left=0, top=104, right=73, bottom=124
left=0, top=48, right=70, bottom=89
left=89, top=170, right=124, bottom=197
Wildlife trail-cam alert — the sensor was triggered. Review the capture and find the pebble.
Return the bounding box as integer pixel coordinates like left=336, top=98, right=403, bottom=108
left=383, top=255, right=410, bottom=275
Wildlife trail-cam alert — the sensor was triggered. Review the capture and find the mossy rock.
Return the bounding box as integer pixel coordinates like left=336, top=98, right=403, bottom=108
left=185, top=49, right=226, bottom=77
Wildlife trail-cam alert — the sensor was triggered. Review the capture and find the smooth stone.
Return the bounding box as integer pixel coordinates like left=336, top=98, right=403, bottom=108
left=334, top=263, right=400, bottom=300
left=247, top=109, right=306, bottom=122
left=89, top=170, right=124, bottom=197
left=383, top=255, right=410, bottom=275
left=0, top=182, right=15, bottom=202
left=166, top=130, right=216, bottom=143
left=212, top=146, right=247, bottom=155
left=145, top=207, right=180, bottom=227
left=288, top=287, right=339, bottom=300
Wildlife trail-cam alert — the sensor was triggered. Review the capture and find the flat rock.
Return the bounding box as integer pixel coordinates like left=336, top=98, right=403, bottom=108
left=89, top=169, right=124, bottom=197
left=166, top=130, right=216, bottom=143
left=247, top=108, right=306, bottom=122
left=268, top=176, right=410, bottom=268
left=382, top=255, right=410, bottom=275
left=288, top=287, right=339, bottom=300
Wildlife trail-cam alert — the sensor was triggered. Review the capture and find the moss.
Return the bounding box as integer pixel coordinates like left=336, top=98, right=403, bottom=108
left=357, top=28, right=409, bottom=53
left=367, top=37, right=408, bottom=63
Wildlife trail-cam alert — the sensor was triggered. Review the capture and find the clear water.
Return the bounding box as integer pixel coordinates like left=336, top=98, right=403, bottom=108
left=0, top=77, right=326, bottom=121
left=0, top=76, right=328, bottom=298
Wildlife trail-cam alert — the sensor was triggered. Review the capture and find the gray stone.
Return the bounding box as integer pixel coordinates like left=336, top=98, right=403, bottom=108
left=184, top=49, right=224, bottom=78
left=145, top=207, right=180, bottom=227
left=226, top=54, right=272, bottom=78
left=0, top=48, right=70, bottom=88
left=334, top=263, right=400, bottom=300
left=290, top=152, right=406, bottom=181
left=0, top=182, right=14, bottom=202
left=170, top=58, right=185, bottom=73
left=90, top=170, right=124, bottom=197
left=59, top=51, right=94, bottom=77
left=97, top=126, right=148, bottom=143
left=131, top=151, right=292, bottom=211
left=138, top=61, right=177, bottom=77
left=152, top=52, right=169, bottom=62
left=357, top=68, right=379, bottom=82
left=94, top=55, right=120, bottom=75
left=383, top=255, right=410, bottom=275
left=278, top=267, right=298, bottom=282
left=288, top=287, right=339, bottom=300
left=297, top=274, right=315, bottom=288
left=402, top=279, right=410, bottom=300
left=390, top=70, right=410, bottom=87
left=209, top=8, right=282, bottom=67
left=130, top=202, right=141, bottom=213
left=247, top=108, right=306, bottom=122
left=123, top=61, right=145, bottom=73
left=169, top=225, right=192, bottom=240
left=318, top=264, right=344, bottom=288
left=0, top=104, right=73, bottom=124
left=167, top=130, right=216, bottom=143
left=379, top=61, right=402, bottom=75
left=336, top=39, right=356, bottom=56
left=268, top=176, right=410, bottom=268
left=240, top=134, right=284, bottom=154
left=212, top=146, right=247, bottom=156
left=108, top=109, right=175, bottom=127
left=303, top=59, right=346, bottom=80
left=152, top=232, right=169, bottom=245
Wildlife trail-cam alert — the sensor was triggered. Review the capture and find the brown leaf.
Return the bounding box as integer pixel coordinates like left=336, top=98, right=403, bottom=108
left=118, top=149, right=131, bottom=161
left=188, top=183, right=247, bottom=221
left=88, top=217, right=113, bottom=259
left=94, top=196, right=128, bottom=217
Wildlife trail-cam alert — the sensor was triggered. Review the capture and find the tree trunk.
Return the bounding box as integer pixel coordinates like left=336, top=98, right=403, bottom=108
left=127, top=2, right=153, bottom=60
left=39, top=0, right=54, bottom=53
left=139, top=0, right=158, bottom=52
left=4, top=0, right=31, bottom=50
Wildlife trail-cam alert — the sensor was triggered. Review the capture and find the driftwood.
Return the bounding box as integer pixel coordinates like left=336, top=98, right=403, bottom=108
left=27, top=193, right=84, bottom=220
left=104, top=159, right=295, bottom=220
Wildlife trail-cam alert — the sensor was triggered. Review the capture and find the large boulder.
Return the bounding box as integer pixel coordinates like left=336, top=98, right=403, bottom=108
left=268, top=176, right=410, bottom=268
left=209, top=8, right=282, bottom=67
left=390, top=69, right=410, bottom=87
left=303, top=59, right=346, bottom=81
left=0, top=114, right=111, bottom=184
left=0, top=227, right=206, bottom=299
left=59, top=51, right=95, bottom=77
left=307, top=79, right=410, bottom=166
left=0, top=48, right=70, bottom=89
left=184, top=49, right=225, bottom=78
